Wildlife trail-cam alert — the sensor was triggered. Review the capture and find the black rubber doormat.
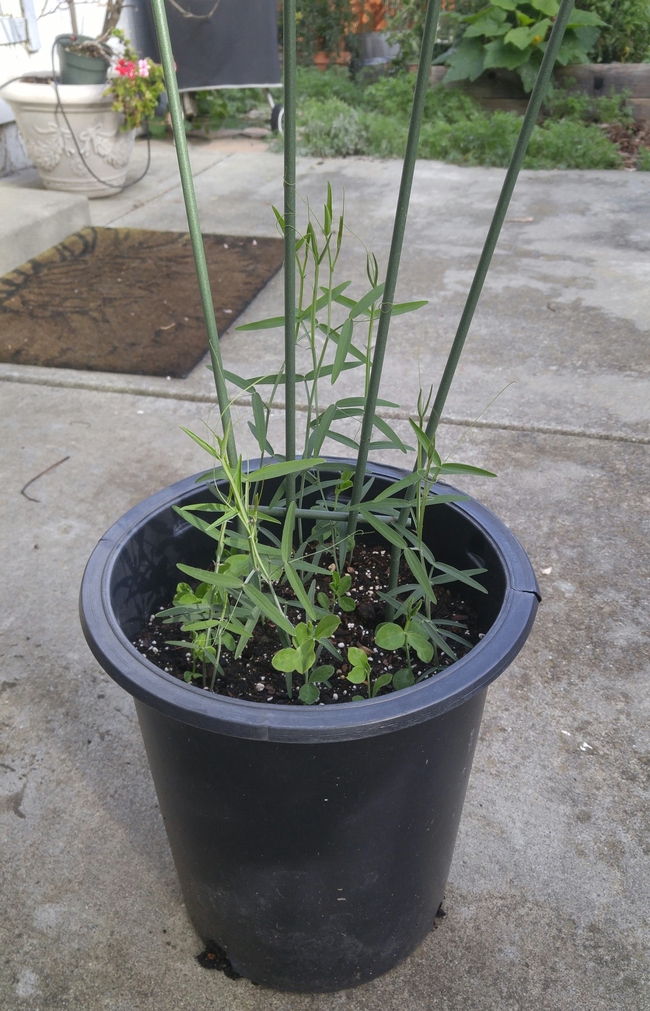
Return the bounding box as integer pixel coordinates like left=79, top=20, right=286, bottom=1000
left=0, top=226, right=283, bottom=378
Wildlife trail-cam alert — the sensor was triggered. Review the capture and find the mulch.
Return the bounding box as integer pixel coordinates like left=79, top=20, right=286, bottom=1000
left=0, top=226, right=283, bottom=377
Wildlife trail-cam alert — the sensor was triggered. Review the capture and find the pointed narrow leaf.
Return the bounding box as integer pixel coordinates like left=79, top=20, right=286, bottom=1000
left=236, top=315, right=285, bottom=331
left=179, top=427, right=219, bottom=458
left=242, top=458, right=325, bottom=483
left=349, top=282, right=385, bottom=318
left=438, top=462, right=497, bottom=477
left=331, top=317, right=354, bottom=384
left=434, top=561, right=488, bottom=593
left=177, top=563, right=243, bottom=590
left=404, top=548, right=437, bottom=606
left=390, top=299, right=428, bottom=316
left=285, top=561, right=318, bottom=621
left=358, top=507, right=408, bottom=548
left=241, top=584, right=295, bottom=634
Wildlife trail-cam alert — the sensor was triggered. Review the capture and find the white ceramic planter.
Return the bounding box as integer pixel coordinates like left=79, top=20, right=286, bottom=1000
left=2, top=75, right=135, bottom=198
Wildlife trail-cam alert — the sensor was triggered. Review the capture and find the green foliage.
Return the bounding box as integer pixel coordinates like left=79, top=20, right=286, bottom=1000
left=579, top=0, right=650, bottom=62
left=525, top=117, right=623, bottom=166
left=384, top=0, right=484, bottom=69
left=297, top=98, right=369, bottom=156
left=279, top=0, right=356, bottom=64
left=296, top=65, right=362, bottom=105
left=289, top=68, right=627, bottom=169
left=637, top=146, right=650, bottom=170
left=541, top=81, right=634, bottom=124
left=161, top=189, right=492, bottom=704
left=438, top=0, right=606, bottom=92
left=103, top=30, right=165, bottom=131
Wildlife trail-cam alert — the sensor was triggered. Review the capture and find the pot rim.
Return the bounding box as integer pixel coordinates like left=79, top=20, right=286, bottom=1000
left=80, top=461, right=539, bottom=743
left=2, top=75, right=112, bottom=108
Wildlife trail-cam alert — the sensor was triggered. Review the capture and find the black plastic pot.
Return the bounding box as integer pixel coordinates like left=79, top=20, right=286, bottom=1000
left=80, top=462, right=539, bottom=992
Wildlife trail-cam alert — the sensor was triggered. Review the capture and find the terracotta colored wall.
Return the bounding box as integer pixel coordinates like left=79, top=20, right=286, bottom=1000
left=351, top=0, right=387, bottom=33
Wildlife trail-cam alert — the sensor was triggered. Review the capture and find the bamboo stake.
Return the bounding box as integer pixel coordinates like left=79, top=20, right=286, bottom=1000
left=345, top=0, right=443, bottom=538
left=149, top=0, right=237, bottom=465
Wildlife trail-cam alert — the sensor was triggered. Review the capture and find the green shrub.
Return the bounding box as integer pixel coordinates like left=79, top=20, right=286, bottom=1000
left=542, top=83, right=635, bottom=125
left=636, top=146, right=650, bottom=170
left=297, top=98, right=368, bottom=156
left=296, top=65, right=362, bottom=106
left=579, top=0, right=650, bottom=62
left=524, top=118, right=623, bottom=167
left=420, top=110, right=522, bottom=165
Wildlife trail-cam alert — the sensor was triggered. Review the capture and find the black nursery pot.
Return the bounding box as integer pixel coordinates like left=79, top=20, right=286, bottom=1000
left=80, top=462, right=539, bottom=992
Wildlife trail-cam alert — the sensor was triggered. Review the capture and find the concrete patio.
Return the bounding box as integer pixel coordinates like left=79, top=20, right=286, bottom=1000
left=1, top=138, right=648, bottom=1010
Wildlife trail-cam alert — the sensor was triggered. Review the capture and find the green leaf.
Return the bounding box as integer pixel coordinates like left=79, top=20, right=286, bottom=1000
left=529, top=0, right=558, bottom=14
left=566, top=8, right=605, bottom=25
left=315, top=614, right=341, bottom=640
left=390, top=299, right=429, bottom=316
left=358, top=507, right=408, bottom=549
left=464, top=10, right=509, bottom=38
left=242, top=458, right=325, bottom=483
left=483, top=37, right=531, bottom=70
left=438, top=462, right=497, bottom=477
left=372, top=415, right=410, bottom=453
left=349, top=282, right=385, bottom=318
left=285, top=561, right=318, bottom=621
left=299, top=683, right=320, bottom=704
left=179, top=427, right=219, bottom=458
left=433, top=561, right=488, bottom=593
left=490, top=0, right=516, bottom=8
left=176, top=563, right=243, bottom=590
left=309, top=664, right=334, bottom=683
left=339, top=596, right=356, bottom=612
left=372, top=672, right=393, bottom=697
left=393, top=668, right=415, bottom=691
left=272, top=647, right=300, bottom=673
left=347, top=667, right=368, bottom=684
left=241, top=584, right=295, bottom=634
left=352, top=695, right=365, bottom=702
left=317, top=591, right=330, bottom=609
left=347, top=646, right=370, bottom=670
left=370, top=471, right=424, bottom=503
left=504, top=20, right=551, bottom=49
left=331, top=317, right=354, bottom=384
left=296, top=639, right=316, bottom=674
left=404, top=548, right=437, bottom=607
left=308, top=403, right=338, bottom=456
left=444, top=37, right=486, bottom=83
left=405, top=630, right=434, bottom=663
left=375, top=622, right=405, bottom=650
left=236, top=315, right=285, bottom=331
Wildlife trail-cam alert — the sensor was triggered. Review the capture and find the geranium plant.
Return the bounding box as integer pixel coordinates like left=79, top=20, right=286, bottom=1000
left=104, top=29, right=165, bottom=130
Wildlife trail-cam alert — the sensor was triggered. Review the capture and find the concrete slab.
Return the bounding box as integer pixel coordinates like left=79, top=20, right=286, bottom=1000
left=0, top=182, right=89, bottom=275
left=3, top=147, right=648, bottom=442
left=0, top=381, right=648, bottom=1010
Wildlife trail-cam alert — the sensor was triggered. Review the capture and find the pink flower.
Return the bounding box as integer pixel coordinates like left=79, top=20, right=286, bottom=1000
left=115, top=58, right=136, bottom=79
left=138, top=59, right=150, bottom=78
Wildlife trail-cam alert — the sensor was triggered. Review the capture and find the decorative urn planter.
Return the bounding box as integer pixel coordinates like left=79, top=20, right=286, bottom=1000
left=2, top=74, right=134, bottom=198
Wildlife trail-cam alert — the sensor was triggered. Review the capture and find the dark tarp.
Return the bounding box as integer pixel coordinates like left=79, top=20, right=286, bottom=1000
left=131, top=0, right=280, bottom=91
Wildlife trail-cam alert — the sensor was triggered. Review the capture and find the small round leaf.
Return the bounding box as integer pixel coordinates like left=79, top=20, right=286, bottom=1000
left=346, top=667, right=367, bottom=684
left=299, top=683, right=320, bottom=705
left=375, top=622, right=405, bottom=650
left=393, top=668, right=415, bottom=691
